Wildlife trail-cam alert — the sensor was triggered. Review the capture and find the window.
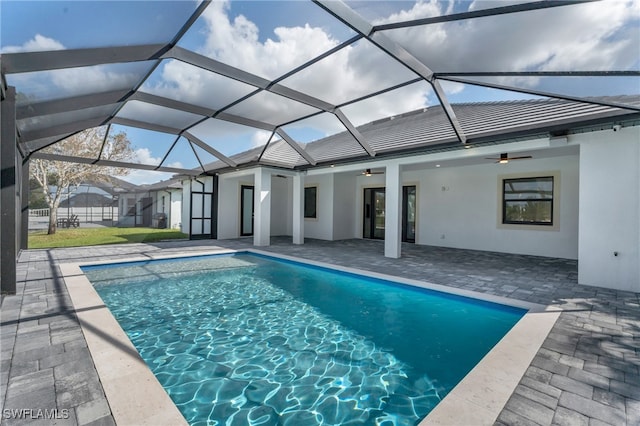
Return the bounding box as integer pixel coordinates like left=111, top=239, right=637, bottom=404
left=503, top=177, right=553, bottom=225
left=304, top=186, right=317, bottom=219
left=126, top=197, right=136, bottom=216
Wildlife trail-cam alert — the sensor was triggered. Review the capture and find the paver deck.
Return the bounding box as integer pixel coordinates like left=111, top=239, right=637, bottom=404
left=1, top=238, right=638, bottom=425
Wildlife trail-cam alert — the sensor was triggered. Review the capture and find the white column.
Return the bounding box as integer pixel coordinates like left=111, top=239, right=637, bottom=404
left=254, top=168, right=271, bottom=246
left=292, top=173, right=304, bottom=244
left=384, top=162, right=402, bottom=258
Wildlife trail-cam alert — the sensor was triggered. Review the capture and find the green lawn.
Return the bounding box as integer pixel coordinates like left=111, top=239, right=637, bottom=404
left=28, top=227, right=188, bottom=249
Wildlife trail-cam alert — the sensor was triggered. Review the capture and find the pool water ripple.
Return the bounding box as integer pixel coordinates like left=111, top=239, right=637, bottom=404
left=85, top=254, right=523, bottom=425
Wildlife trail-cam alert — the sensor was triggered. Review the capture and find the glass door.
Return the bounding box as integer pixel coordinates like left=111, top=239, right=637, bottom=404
left=402, top=185, right=416, bottom=243
left=240, top=185, right=254, bottom=236
left=363, top=188, right=385, bottom=240
left=190, top=178, right=215, bottom=240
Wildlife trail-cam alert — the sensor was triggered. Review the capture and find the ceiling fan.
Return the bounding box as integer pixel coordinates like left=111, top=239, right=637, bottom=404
left=361, top=168, right=384, bottom=176
left=485, top=153, right=532, bottom=164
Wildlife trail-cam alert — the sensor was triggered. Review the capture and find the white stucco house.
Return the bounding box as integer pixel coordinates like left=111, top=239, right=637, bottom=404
left=179, top=97, right=640, bottom=293
left=117, top=178, right=183, bottom=229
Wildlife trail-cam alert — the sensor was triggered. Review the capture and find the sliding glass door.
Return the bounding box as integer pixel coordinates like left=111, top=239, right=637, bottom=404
left=363, top=186, right=416, bottom=242
left=363, top=188, right=386, bottom=240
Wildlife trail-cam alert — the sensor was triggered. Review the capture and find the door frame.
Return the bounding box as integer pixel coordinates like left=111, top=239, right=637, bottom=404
left=240, top=184, right=254, bottom=236
left=189, top=176, right=217, bottom=240
left=363, top=187, right=386, bottom=240
left=402, top=185, right=417, bottom=243
left=362, top=184, right=418, bottom=242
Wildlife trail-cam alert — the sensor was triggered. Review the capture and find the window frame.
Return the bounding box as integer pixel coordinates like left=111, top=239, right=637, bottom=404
left=497, top=172, right=560, bottom=231
left=304, top=185, right=318, bottom=220
left=126, top=197, right=136, bottom=217
left=502, top=176, right=554, bottom=226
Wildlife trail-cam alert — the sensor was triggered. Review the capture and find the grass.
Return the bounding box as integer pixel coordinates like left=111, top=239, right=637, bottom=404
left=28, top=227, right=188, bottom=249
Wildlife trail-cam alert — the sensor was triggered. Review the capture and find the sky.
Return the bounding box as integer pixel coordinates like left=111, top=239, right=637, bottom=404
left=2, top=0, right=639, bottom=184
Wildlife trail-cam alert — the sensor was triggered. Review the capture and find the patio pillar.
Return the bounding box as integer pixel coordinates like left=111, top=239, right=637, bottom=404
left=292, top=173, right=304, bottom=245
left=254, top=168, right=271, bottom=246
left=384, top=162, right=402, bottom=259
left=1, top=86, right=17, bottom=294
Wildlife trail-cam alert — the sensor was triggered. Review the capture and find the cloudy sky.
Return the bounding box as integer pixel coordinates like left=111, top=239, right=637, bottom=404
left=2, top=0, right=638, bottom=184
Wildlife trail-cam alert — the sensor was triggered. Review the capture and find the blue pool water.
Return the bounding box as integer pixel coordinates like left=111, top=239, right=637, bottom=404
left=83, top=253, right=525, bottom=426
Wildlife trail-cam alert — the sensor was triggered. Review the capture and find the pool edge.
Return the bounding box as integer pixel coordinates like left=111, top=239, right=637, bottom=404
left=62, top=247, right=560, bottom=426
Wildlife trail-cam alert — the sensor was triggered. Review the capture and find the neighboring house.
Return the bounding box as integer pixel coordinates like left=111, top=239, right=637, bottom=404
left=59, top=191, right=116, bottom=209
left=180, top=96, right=640, bottom=293
left=117, top=178, right=182, bottom=230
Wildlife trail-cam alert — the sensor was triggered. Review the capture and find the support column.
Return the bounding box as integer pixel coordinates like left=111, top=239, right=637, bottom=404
left=292, top=173, right=304, bottom=245
left=253, top=168, right=271, bottom=247
left=20, top=158, right=29, bottom=250
left=1, top=87, right=17, bottom=294
left=384, top=162, right=402, bottom=259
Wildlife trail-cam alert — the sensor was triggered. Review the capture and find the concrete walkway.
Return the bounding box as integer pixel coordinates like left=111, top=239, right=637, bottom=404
left=1, top=238, right=638, bottom=425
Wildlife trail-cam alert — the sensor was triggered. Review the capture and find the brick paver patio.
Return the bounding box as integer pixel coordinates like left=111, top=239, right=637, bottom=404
left=1, top=238, right=638, bottom=425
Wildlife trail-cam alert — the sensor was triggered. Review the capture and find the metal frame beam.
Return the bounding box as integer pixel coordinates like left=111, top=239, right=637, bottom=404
left=16, top=89, right=130, bottom=120
left=372, top=0, right=596, bottom=31
left=314, top=0, right=468, bottom=144
left=1, top=86, right=17, bottom=294
left=183, top=131, right=237, bottom=168
left=111, top=116, right=182, bottom=135
left=275, top=128, right=317, bottom=166
left=21, top=117, right=110, bottom=143
left=334, top=108, right=375, bottom=156
left=438, top=75, right=640, bottom=112
left=214, top=112, right=276, bottom=132
left=31, top=152, right=200, bottom=175
left=2, top=44, right=167, bottom=74
left=166, top=46, right=271, bottom=89
left=130, top=91, right=217, bottom=117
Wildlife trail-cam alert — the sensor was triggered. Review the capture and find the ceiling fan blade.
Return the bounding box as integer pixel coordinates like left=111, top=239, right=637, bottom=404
left=509, top=156, right=533, bottom=160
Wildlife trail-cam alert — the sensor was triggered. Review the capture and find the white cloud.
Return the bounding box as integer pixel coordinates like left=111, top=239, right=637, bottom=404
left=251, top=130, right=272, bottom=148
left=2, top=34, right=65, bottom=53
left=121, top=149, right=184, bottom=185
left=134, top=148, right=161, bottom=166
left=168, top=0, right=433, bottom=132
left=380, top=0, right=639, bottom=84
left=121, top=169, right=175, bottom=186
left=134, top=147, right=184, bottom=169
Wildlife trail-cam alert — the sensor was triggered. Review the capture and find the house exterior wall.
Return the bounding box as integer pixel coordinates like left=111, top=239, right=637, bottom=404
left=183, top=126, right=638, bottom=292
left=217, top=174, right=245, bottom=239
left=169, top=189, right=182, bottom=229
left=270, top=176, right=292, bottom=236
left=408, top=154, right=580, bottom=259
left=181, top=180, right=191, bottom=235
left=333, top=173, right=356, bottom=240
left=304, top=174, right=334, bottom=240
left=578, top=127, right=640, bottom=292
left=117, top=193, right=142, bottom=227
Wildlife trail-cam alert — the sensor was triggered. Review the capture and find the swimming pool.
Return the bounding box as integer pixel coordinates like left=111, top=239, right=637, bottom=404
left=82, top=252, right=525, bottom=425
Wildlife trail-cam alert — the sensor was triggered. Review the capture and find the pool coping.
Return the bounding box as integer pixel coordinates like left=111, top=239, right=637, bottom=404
left=60, top=248, right=560, bottom=426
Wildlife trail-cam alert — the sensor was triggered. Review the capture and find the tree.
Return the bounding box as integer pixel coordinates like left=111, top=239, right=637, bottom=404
left=30, top=127, right=135, bottom=234
left=28, top=178, right=49, bottom=209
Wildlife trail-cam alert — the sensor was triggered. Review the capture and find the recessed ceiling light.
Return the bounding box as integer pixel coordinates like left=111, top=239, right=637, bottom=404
left=435, top=164, right=441, bottom=168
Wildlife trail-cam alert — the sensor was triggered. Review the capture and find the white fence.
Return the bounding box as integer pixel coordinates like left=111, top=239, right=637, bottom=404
left=29, top=207, right=119, bottom=227
left=29, top=208, right=50, bottom=217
